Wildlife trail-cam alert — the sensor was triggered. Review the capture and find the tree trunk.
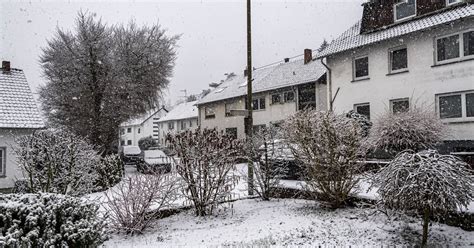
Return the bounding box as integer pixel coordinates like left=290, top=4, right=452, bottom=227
left=422, top=207, right=430, bottom=247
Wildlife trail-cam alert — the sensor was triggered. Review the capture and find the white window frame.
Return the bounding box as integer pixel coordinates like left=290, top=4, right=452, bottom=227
left=390, top=98, right=410, bottom=114
left=435, top=29, right=474, bottom=65
left=252, top=97, right=266, bottom=111
left=352, top=55, right=370, bottom=81
left=388, top=46, right=409, bottom=74
left=436, top=91, right=474, bottom=123
left=354, top=103, right=371, bottom=120
left=394, top=0, right=417, bottom=22
left=204, top=106, right=216, bottom=119
left=0, top=147, right=5, bottom=176
left=446, top=0, right=462, bottom=6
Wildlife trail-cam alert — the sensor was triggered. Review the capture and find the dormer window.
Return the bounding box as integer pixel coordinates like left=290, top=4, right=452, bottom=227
left=446, top=0, right=462, bottom=6
left=394, top=0, right=416, bottom=22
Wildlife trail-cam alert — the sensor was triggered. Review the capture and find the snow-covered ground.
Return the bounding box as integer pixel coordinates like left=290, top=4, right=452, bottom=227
left=104, top=198, right=474, bottom=247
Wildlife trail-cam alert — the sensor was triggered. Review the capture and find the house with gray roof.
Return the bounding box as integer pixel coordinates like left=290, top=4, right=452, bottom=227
left=196, top=49, right=327, bottom=139
left=318, top=1, right=474, bottom=153
left=156, top=100, right=198, bottom=145
left=0, top=61, right=44, bottom=190
left=119, top=106, right=168, bottom=147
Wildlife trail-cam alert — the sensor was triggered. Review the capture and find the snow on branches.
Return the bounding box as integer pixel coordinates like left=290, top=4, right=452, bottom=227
left=104, top=173, right=180, bottom=235
left=373, top=150, right=474, bottom=246
left=243, top=127, right=289, bottom=200
left=367, top=107, right=446, bottom=155
left=166, top=128, right=243, bottom=216
left=283, top=110, right=366, bottom=208
left=13, top=129, right=101, bottom=196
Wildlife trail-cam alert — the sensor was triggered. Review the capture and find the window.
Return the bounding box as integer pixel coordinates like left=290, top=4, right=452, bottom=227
left=0, top=148, right=5, bottom=176
left=225, top=128, right=238, bottom=139
left=120, top=140, right=125, bottom=146
left=168, top=122, right=174, bottom=130
left=252, top=98, right=265, bottom=111
left=437, top=91, right=474, bottom=121
left=389, top=47, right=408, bottom=73
left=390, top=98, right=410, bottom=114
left=138, top=128, right=140, bottom=134
left=181, top=121, right=186, bottom=130
left=271, top=94, right=281, bottom=104
left=394, top=0, right=416, bottom=22
left=353, top=56, right=369, bottom=80
left=225, top=102, right=237, bottom=117
left=205, top=107, right=215, bottom=119
left=447, top=0, right=462, bottom=6
left=298, top=83, right=316, bottom=110
left=284, top=91, right=295, bottom=102
left=127, top=140, right=132, bottom=145
left=354, top=103, right=371, bottom=120
left=436, top=30, right=474, bottom=64
left=127, top=128, right=131, bottom=133
left=120, top=128, right=125, bottom=135
left=189, top=120, right=193, bottom=128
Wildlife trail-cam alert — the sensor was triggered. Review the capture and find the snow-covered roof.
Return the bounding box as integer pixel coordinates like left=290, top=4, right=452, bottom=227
left=317, top=4, right=474, bottom=58
left=157, top=101, right=198, bottom=123
left=197, top=58, right=326, bottom=105
left=0, top=68, right=44, bottom=129
left=120, top=107, right=168, bottom=127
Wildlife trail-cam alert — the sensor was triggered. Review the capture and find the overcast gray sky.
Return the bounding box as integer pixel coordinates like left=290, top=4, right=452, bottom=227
left=1, top=0, right=364, bottom=104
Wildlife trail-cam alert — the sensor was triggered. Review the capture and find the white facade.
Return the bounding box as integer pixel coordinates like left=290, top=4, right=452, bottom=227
left=156, top=101, right=199, bottom=145
left=199, top=82, right=327, bottom=139
left=326, top=19, right=474, bottom=143
left=0, top=129, right=37, bottom=189
left=119, top=108, right=168, bottom=147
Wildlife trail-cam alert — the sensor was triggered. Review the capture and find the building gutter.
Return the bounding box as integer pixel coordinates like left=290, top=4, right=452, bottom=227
left=319, top=57, right=333, bottom=112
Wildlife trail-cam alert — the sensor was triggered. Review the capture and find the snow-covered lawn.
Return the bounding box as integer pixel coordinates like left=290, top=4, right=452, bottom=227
left=104, top=198, right=474, bottom=247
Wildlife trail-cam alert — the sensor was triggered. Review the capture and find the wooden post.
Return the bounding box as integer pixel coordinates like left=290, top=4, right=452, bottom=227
left=246, top=0, right=254, bottom=196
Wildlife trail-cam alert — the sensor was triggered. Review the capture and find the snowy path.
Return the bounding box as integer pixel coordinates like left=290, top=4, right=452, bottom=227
left=104, top=198, right=474, bottom=247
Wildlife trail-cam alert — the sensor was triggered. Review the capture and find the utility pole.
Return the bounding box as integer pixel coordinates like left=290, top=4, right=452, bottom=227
left=246, top=0, right=254, bottom=196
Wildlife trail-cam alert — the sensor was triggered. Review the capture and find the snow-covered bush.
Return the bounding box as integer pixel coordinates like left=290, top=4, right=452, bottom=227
left=14, top=129, right=100, bottom=196
left=373, top=150, right=474, bottom=246
left=104, top=173, right=179, bottom=234
left=0, top=193, right=106, bottom=247
left=283, top=110, right=365, bottom=208
left=138, top=136, right=159, bottom=151
left=244, top=127, right=288, bottom=200
left=167, top=128, right=243, bottom=216
left=367, top=107, right=446, bottom=156
left=95, top=154, right=124, bottom=190
left=346, top=110, right=372, bottom=137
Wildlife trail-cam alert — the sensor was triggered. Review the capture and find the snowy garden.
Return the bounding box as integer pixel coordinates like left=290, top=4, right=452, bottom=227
left=1, top=107, right=473, bottom=247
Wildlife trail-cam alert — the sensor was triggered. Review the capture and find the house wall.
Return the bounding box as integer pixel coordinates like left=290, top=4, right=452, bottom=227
left=0, top=128, right=36, bottom=189
left=327, top=19, right=474, bottom=142
left=199, top=82, right=327, bottom=139
left=157, top=117, right=199, bottom=145
left=119, top=110, right=167, bottom=147
left=120, top=125, right=140, bottom=146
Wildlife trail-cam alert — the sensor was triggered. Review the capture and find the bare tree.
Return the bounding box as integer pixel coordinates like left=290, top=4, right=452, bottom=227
left=372, top=150, right=474, bottom=247
left=40, top=11, right=179, bottom=153
left=367, top=106, right=446, bottom=156
left=283, top=110, right=365, bottom=208
left=244, top=127, right=288, bottom=200
left=167, top=128, right=243, bottom=216
left=104, top=173, right=180, bottom=235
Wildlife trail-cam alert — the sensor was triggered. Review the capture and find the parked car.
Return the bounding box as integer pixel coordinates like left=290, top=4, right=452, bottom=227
left=120, top=146, right=142, bottom=165
left=259, top=139, right=303, bottom=180
left=137, top=149, right=172, bottom=173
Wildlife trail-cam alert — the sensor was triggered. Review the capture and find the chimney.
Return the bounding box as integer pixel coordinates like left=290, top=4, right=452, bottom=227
left=304, top=49, right=312, bottom=64
left=284, top=58, right=290, bottom=63
left=244, top=69, right=248, bottom=77
left=2, top=61, right=10, bottom=72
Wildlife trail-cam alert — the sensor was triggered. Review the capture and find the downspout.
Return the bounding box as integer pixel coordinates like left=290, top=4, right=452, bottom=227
left=320, top=57, right=333, bottom=112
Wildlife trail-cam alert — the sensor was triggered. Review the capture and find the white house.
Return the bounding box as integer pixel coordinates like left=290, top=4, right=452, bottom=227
left=119, top=107, right=168, bottom=147
left=317, top=1, right=474, bottom=153
left=156, top=100, right=198, bottom=145
left=196, top=49, right=327, bottom=139
left=0, top=61, right=45, bottom=190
